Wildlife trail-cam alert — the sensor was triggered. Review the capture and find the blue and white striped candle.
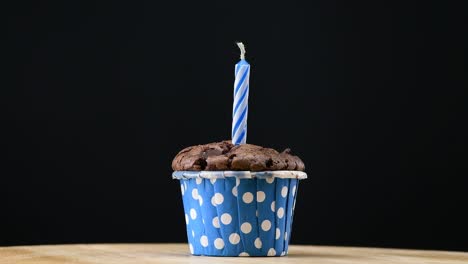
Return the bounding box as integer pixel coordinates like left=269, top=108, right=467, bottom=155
left=232, top=42, right=250, bottom=145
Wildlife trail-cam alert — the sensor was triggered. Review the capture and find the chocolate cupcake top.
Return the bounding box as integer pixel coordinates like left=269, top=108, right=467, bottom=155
left=172, top=141, right=305, bottom=171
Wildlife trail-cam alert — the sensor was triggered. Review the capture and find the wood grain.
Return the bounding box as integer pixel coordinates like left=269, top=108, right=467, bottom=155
left=0, top=243, right=467, bottom=264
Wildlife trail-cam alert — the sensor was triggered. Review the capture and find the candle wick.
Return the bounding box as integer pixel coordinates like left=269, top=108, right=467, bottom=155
left=237, top=42, right=246, bottom=60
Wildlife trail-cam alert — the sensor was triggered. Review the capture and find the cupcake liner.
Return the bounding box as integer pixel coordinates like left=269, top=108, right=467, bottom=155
left=174, top=171, right=305, bottom=257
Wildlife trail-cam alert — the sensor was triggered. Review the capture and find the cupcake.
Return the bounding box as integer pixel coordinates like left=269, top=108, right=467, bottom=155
left=172, top=140, right=307, bottom=257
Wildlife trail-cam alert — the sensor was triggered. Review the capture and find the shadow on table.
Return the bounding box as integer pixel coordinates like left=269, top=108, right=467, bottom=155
left=287, top=252, right=362, bottom=259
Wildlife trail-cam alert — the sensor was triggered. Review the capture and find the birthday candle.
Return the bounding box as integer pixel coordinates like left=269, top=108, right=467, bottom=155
left=232, top=42, right=250, bottom=145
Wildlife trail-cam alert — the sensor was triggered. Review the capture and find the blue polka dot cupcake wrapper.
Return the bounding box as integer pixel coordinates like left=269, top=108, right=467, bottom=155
left=174, top=171, right=306, bottom=257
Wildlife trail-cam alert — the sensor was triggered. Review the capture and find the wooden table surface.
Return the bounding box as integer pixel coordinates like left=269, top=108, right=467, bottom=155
left=0, top=243, right=467, bottom=264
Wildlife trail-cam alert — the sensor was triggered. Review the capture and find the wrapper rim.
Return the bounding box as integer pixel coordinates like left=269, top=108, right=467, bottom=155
left=173, top=170, right=307, bottom=180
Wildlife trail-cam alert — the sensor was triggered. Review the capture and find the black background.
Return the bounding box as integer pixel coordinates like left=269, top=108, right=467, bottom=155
left=2, top=1, right=467, bottom=251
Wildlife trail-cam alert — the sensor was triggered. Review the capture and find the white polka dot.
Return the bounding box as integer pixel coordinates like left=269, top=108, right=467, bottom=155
left=189, top=243, right=194, bottom=254
left=200, top=235, right=208, bottom=247
left=242, top=192, right=254, bottom=203
left=265, top=177, right=274, bottom=184
left=221, top=213, right=232, bottom=225
left=292, top=185, right=296, bottom=194
left=198, top=196, right=203, bottom=206
left=184, top=182, right=187, bottom=191
left=236, top=177, right=240, bottom=186
left=281, top=251, right=286, bottom=256
left=268, top=248, right=276, bottom=256
left=185, top=214, right=189, bottom=224
left=240, top=222, right=252, bottom=234
left=202, top=218, right=205, bottom=224
left=210, top=178, right=217, bottom=184
left=239, top=252, right=249, bottom=256
left=190, top=208, right=197, bottom=220
left=271, top=201, right=276, bottom=212
left=229, top=233, right=240, bottom=244
left=285, top=231, right=288, bottom=241
left=261, top=220, right=271, bottom=231
left=212, top=216, right=220, bottom=228
left=276, top=228, right=280, bottom=239
left=232, top=186, right=238, bottom=197
left=192, top=188, right=199, bottom=200
left=196, top=177, right=202, bottom=184
left=180, top=184, right=185, bottom=195
left=257, top=191, right=266, bottom=202
left=281, top=186, right=288, bottom=197
left=212, top=193, right=224, bottom=206
left=254, top=238, right=262, bottom=249
left=214, top=238, right=225, bottom=249
left=277, top=207, right=285, bottom=218
left=192, top=230, right=195, bottom=237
